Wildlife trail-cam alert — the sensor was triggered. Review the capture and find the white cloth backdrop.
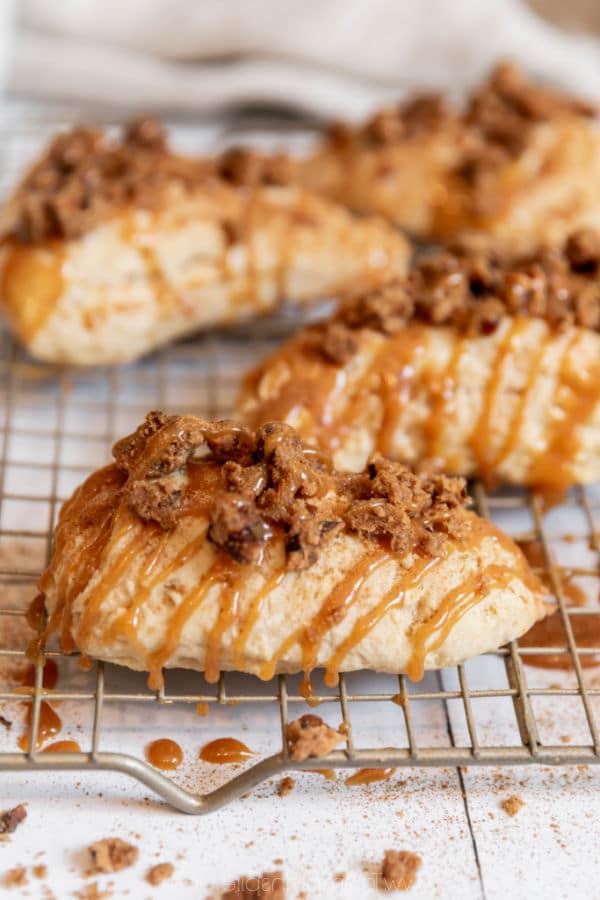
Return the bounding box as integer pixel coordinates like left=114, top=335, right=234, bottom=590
left=2, top=0, right=600, bottom=118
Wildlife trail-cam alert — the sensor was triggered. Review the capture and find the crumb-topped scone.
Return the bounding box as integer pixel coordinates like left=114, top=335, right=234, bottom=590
left=0, top=120, right=410, bottom=365
left=36, top=414, right=544, bottom=689
left=240, top=230, right=600, bottom=491
left=299, top=63, right=600, bottom=253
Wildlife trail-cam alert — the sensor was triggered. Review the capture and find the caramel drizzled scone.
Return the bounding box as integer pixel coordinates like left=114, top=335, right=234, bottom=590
left=299, top=63, right=600, bottom=253
left=0, top=120, right=410, bottom=365
left=240, top=230, right=600, bottom=491
left=36, top=414, right=544, bottom=689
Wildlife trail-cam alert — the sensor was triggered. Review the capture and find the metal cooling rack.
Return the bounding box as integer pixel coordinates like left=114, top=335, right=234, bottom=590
left=0, top=107, right=600, bottom=814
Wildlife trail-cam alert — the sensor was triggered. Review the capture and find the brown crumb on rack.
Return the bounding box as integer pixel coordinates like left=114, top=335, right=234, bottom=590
left=146, top=862, right=174, bottom=886
left=33, top=863, right=48, bottom=879
left=501, top=795, right=525, bottom=817
left=2, top=866, right=27, bottom=888
left=223, top=870, right=285, bottom=899
left=116, top=414, right=469, bottom=569
left=334, top=872, right=346, bottom=882
left=74, top=882, right=112, bottom=900
left=277, top=776, right=295, bottom=797
left=0, top=804, right=27, bottom=835
left=0, top=714, right=11, bottom=730
left=86, top=838, right=139, bottom=874
left=380, top=850, right=422, bottom=891
left=286, top=714, right=343, bottom=762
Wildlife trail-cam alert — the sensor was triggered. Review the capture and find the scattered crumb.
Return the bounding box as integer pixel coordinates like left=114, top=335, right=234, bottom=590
left=334, top=872, right=346, bottom=882
left=277, top=777, right=295, bottom=797
left=0, top=805, right=27, bottom=835
left=2, top=866, right=28, bottom=888
left=380, top=850, right=422, bottom=891
left=223, top=870, right=285, bottom=899
left=285, top=714, right=343, bottom=761
left=33, top=864, right=48, bottom=879
left=560, top=734, right=571, bottom=744
left=0, top=714, right=12, bottom=730
left=146, top=863, right=174, bottom=886
left=501, top=795, right=525, bottom=817
left=273, top=859, right=283, bottom=865
left=86, top=838, right=139, bottom=875
left=74, top=882, right=112, bottom=900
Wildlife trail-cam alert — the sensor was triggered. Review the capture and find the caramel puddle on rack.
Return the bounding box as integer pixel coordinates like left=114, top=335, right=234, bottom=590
left=42, top=740, right=81, bottom=753
left=518, top=539, right=600, bottom=669
left=314, top=769, right=336, bottom=781
left=345, top=767, right=396, bottom=786
left=196, top=702, right=209, bottom=717
left=146, top=738, right=184, bottom=770
left=199, top=738, right=255, bottom=764
left=18, top=701, right=62, bottom=751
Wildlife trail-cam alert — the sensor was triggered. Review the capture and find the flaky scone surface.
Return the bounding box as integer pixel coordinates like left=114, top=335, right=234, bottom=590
left=0, top=121, right=410, bottom=365
left=38, top=414, right=544, bottom=689
left=240, top=232, right=600, bottom=490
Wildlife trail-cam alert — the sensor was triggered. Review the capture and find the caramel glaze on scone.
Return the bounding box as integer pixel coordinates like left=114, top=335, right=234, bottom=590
left=0, top=120, right=410, bottom=366
left=36, top=415, right=544, bottom=691
left=298, top=62, right=600, bottom=254
left=240, top=229, right=600, bottom=492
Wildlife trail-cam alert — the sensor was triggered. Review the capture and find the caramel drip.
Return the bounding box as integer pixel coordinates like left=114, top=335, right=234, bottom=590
left=345, top=767, right=396, bottom=786
left=324, top=553, right=441, bottom=686
left=145, top=738, right=183, bottom=770
left=20, top=660, right=58, bottom=691
left=120, top=214, right=180, bottom=316
left=42, top=740, right=81, bottom=753
left=204, top=563, right=244, bottom=684
left=232, top=569, right=286, bottom=670
left=298, top=550, right=389, bottom=692
left=469, top=318, right=531, bottom=483
left=102, top=529, right=206, bottom=648
left=406, top=562, right=518, bottom=681
left=0, top=240, right=65, bottom=341
left=527, top=331, right=600, bottom=491
left=493, top=333, right=550, bottom=470
left=18, top=701, right=62, bottom=751
left=145, top=554, right=229, bottom=690
left=199, top=737, right=254, bottom=764
left=421, top=335, right=467, bottom=465
left=258, top=551, right=389, bottom=683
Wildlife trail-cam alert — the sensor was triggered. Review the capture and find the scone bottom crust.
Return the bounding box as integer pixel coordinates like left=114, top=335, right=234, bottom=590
left=35, top=414, right=544, bottom=690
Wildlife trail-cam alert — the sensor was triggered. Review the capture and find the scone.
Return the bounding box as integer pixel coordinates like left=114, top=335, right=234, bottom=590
left=0, top=120, right=410, bottom=365
left=36, top=413, right=545, bottom=689
left=239, top=230, right=600, bottom=491
left=298, top=62, right=600, bottom=254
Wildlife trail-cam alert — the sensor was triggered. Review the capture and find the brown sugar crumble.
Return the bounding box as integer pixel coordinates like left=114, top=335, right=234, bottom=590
left=316, top=227, right=600, bottom=359
left=501, top=795, right=525, bottom=817
left=114, top=414, right=470, bottom=569
left=0, top=804, right=27, bottom=835
left=2, top=118, right=294, bottom=243
left=380, top=850, right=422, bottom=892
left=86, top=837, right=139, bottom=875
left=223, top=869, right=285, bottom=900
left=32, top=863, right=47, bottom=879
left=74, top=883, right=112, bottom=900
left=285, top=714, right=343, bottom=762
left=277, top=776, right=296, bottom=797
left=2, top=866, right=28, bottom=888
left=146, top=862, right=174, bottom=886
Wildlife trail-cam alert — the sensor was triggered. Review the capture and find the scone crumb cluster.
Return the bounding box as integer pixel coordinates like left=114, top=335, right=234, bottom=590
left=114, top=412, right=470, bottom=569
left=317, top=228, right=600, bottom=365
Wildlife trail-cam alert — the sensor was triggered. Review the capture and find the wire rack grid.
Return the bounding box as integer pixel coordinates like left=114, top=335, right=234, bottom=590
left=0, top=110, right=600, bottom=815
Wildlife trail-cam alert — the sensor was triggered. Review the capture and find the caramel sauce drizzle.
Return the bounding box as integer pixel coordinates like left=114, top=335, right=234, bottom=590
left=18, top=701, right=62, bottom=751
left=0, top=240, right=66, bottom=342
left=145, top=738, right=183, bottom=770
left=199, top=737, right=254, bottom=764
left=42, top=740, right=81, bottom=753
left=345, top=767, right=396, bottom=786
